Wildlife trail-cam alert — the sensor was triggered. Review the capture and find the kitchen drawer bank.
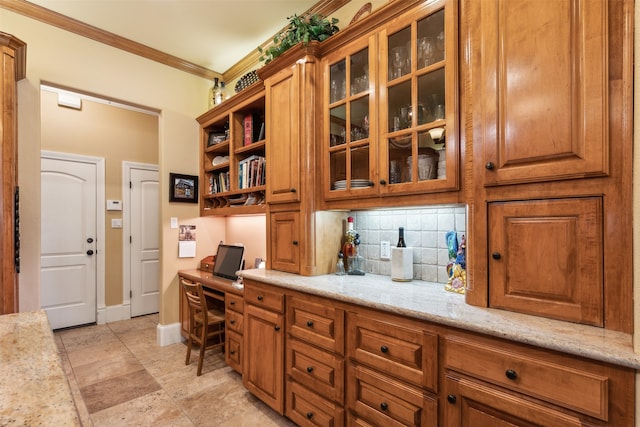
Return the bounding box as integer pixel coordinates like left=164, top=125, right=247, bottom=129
left=238, top=269, right=640, bottom=370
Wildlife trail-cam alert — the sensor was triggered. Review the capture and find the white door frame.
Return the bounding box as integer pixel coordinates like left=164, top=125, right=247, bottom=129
left=122, top=161, right=159, bottom=318
left=40, top=150, right=106, bottom=323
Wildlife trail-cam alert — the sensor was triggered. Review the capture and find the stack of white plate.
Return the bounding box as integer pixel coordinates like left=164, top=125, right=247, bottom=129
left=332, top=179, right=373, bottom=190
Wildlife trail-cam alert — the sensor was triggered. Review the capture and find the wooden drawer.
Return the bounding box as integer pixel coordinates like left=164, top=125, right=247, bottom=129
left=287, top=295, right=344, bottom=354
left=225, top=293, right=244, bottom=313
left=346, top=363, right=437, bottom=427
left=225, top=309, right=243, bottom=334
left=347, top=311, right=438, bottom=391
left=244, top=280, right=285, bottom=313
left=225, top=329, right=242, bottom=373
left=286, top=378, right=345, bottom=427
left=446, top=335, right=609, bottom=420
left=287, top=338, right=344, bottom=403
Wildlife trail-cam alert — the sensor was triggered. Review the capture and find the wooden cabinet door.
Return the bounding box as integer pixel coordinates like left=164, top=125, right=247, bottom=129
left=488, top=197, right=603, bottom=326
left=467, top=0, right=609, bottom=186
left=265, top=63, right=301, bottom=204
left=243, top=303, right=285, bottom=414
left=269, top=211, right=300, bottom=274
left=444, top=374, right=586, bottom=426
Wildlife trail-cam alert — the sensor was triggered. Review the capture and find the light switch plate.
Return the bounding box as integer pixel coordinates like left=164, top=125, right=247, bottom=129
left=111, top=218, right=123, bottom=228
left=170, top=217, right=178, bottom=229
left=380, top=241, right=391, bottom=260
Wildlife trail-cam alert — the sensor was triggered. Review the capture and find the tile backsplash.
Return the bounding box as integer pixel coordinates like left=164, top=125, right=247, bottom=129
left=350, top=205, right=466, bottom=283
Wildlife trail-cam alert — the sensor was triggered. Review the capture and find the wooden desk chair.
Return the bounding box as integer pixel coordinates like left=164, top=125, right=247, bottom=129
left=181, top=278, right=225, bottom=376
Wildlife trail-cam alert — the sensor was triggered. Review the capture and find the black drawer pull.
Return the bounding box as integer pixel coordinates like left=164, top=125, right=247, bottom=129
left=379, top=179, right=386, bottom=185
left=506, top=369, right=518, bottom=380
left=486, top=162, right=495, bottom=170
left=257, top=295, right=264, bottom=301
left=274, top=325, right=281, bottom=331
left=380, top=345, right=389, bottom=353
left=229, top=301, right=235, bottom=305
left=229, top=320, right=236, bottom=324
left=306, top=366, right=314, bottom=373
left=492, top=252, right=501, bottom=260
left=306, top=412, right=313, bottom=419
left=306, top=320, right=314, bottom=327
left=447, top=394, right=457, bottom=404
left=380, top=402, right=388, bottom=411
left=292, top=240, right=299, bottom=245
left=229, top=350, right=236, bottom=355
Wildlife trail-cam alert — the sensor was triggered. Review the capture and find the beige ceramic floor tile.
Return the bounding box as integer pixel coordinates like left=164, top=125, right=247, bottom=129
left=80, top=368, right=161, bottom=414
left=72, top=352, right=143, bottom=388
left=57, top=324, right=119, bottom=353
left=65, top=339, right=131, bottom=369
left=90, top=389, right=192, bottom=427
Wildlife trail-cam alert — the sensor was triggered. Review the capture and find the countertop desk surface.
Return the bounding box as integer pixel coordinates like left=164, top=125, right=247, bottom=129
left=178, top=269, right=244, bottom=298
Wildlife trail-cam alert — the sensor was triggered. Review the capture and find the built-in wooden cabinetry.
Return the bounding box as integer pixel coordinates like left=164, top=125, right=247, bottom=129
left=241, top=277, right=635, bottom=426
left=285, top=293, right=345, bottom=426
left=443, top=330, right=634, bottom=426
left=243, top=279, right=286, bottom=414
left=0, top=33, right=25, bottom=315
left=196, top=83, right=267, bottom=216
left=322, top=0, right=459, bottom=206
left=224, top=292, right=244, bottom=373
left=463, top=0, right=633, bottom=331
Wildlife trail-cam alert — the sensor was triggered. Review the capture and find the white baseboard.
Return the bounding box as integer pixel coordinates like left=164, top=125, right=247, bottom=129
left=157, top=322, right=184, bottom=347
left=103, top=304, right=131, bottom=324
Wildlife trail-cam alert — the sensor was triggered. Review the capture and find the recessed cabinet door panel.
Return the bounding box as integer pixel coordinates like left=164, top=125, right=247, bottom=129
left=270, top=211, right=300, bottom=274
left=488, top=197, right=603, bottom=326
left=470, top=0, right=608, bottom=185
left=266, top=66, right=301, bottom=204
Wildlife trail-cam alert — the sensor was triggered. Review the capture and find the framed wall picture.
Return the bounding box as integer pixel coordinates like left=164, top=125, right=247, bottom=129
left=169, top=173, right=198, bottom=203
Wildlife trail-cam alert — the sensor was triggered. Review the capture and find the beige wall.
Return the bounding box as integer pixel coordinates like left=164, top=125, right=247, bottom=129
left=40, top=90, right=158, bottom=306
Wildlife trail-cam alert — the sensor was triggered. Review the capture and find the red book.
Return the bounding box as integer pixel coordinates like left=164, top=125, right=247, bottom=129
left=243, top=114, right=253, bottom=146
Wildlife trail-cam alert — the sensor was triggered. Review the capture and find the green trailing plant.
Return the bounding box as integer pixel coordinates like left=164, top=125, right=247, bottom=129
left=258, top=13, right=339, bottom=64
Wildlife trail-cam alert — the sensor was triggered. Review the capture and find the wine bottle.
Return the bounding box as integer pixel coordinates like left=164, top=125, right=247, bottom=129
left=342, top=216, right=356, bottom=271
left=397, top=227, right=407, bottom=247
left=208, top=77, right=219, bottom=109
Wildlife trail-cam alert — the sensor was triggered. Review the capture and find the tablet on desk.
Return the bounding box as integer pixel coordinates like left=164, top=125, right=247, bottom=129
left=212, top=244, right=244, bottom=281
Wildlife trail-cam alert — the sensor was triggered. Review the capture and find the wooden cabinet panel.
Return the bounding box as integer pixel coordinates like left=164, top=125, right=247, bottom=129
left=446, top=335, right=608, bottom=420
left=243, top=302, right=285, bottom=414
left=225, top=308, right=243, bottom=334
left=265, top=62, right=301, bottom=204
left=225, top=292, right=244, bottom=313
left=268, top=211, right=300, bottom=274
left=286, top=378, right=345, bottom=427
left=288, top=294, right=344, bottom=354
left=469, top=0, right=608, bottom=185
left=444, top=374, right=586, bottom=426
left=347, top=364, right=437, bottom=427
left=225, top=329, right=242, bottom=373
left=347, top=311, right=438, bottom=392
left=244, top=279, right=286, bottom=313
left=287, top=338, right=344, bottom=403
left=488, top=197, right=603, bottom=325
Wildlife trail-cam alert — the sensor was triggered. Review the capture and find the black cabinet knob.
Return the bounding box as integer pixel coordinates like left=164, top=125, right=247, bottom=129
left=306, top=320, right=314, bottom=327
left=380, top=345, right=389, bottom=353
left=229, top=350, right=236, bottom=355
left=306, top=366, right=314, bottom=373
left=492, top=252, right=501, bottom=260
left=274, top=325, right=281, bottom=331
left=230, top=320, right=236, bottom=324
left=306, top=412, right=313, bottom=419
left=447, top=394, right=457, bottom=404
left=230, top=301, right=235, bottom=305
left=506, top=369, right=518, bottom=380
left=290, top=188, right=297, bottom=193
left=380, top=402, right=388, bottom=411
left=486, top=162, right=495, bottom=170
left=379, top=179, right=387, bottom=185
left=292, top=240, right=299, bottom=245
left=257, top=295, right=263, bottom=301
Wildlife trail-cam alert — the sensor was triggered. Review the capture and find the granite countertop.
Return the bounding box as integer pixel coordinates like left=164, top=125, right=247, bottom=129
left=0, top=310, right=80, bottom=426
left=238, top=269, right=640, bottom=370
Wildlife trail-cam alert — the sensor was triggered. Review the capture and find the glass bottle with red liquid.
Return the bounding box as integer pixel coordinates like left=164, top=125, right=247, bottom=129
left=342, top=216, right=356, bottom=272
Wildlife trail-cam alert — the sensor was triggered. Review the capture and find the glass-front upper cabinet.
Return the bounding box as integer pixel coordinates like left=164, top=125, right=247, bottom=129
left=324, top=36, right=378, bottom=200
left=380, top=0, right=458, bottom=195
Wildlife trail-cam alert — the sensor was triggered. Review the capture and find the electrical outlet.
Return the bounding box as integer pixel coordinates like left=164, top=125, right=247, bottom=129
left=380, top=241, right=391, bottom=260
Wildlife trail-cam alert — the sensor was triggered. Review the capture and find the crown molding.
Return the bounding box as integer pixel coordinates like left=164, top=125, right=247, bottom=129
left=0, top=0, right=218, bottom=80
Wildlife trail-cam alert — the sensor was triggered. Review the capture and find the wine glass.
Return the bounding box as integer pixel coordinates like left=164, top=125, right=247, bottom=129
left=390, top=47, right=407, bottom=79
left=417, top=37, right=435, bottom=68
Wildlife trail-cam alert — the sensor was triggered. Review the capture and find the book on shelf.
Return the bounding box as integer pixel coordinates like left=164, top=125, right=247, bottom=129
left=243, top=113, right=265, bottom=146
left=238, top=155, right=265, bottom=189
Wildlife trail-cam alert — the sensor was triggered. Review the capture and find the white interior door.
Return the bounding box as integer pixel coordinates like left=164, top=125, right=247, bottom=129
left=129, top=167, right=159, bottom=317
left=41, top=157, right=97, bottom=329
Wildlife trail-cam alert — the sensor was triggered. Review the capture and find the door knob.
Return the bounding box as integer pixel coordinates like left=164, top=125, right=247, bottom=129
left=86, top=250, right=94, bottom=256
left=87, top=237, right=94, bottom=243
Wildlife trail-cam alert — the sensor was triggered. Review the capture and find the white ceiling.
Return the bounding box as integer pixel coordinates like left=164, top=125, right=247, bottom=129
left=27, top=0, right=319, bottom=74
